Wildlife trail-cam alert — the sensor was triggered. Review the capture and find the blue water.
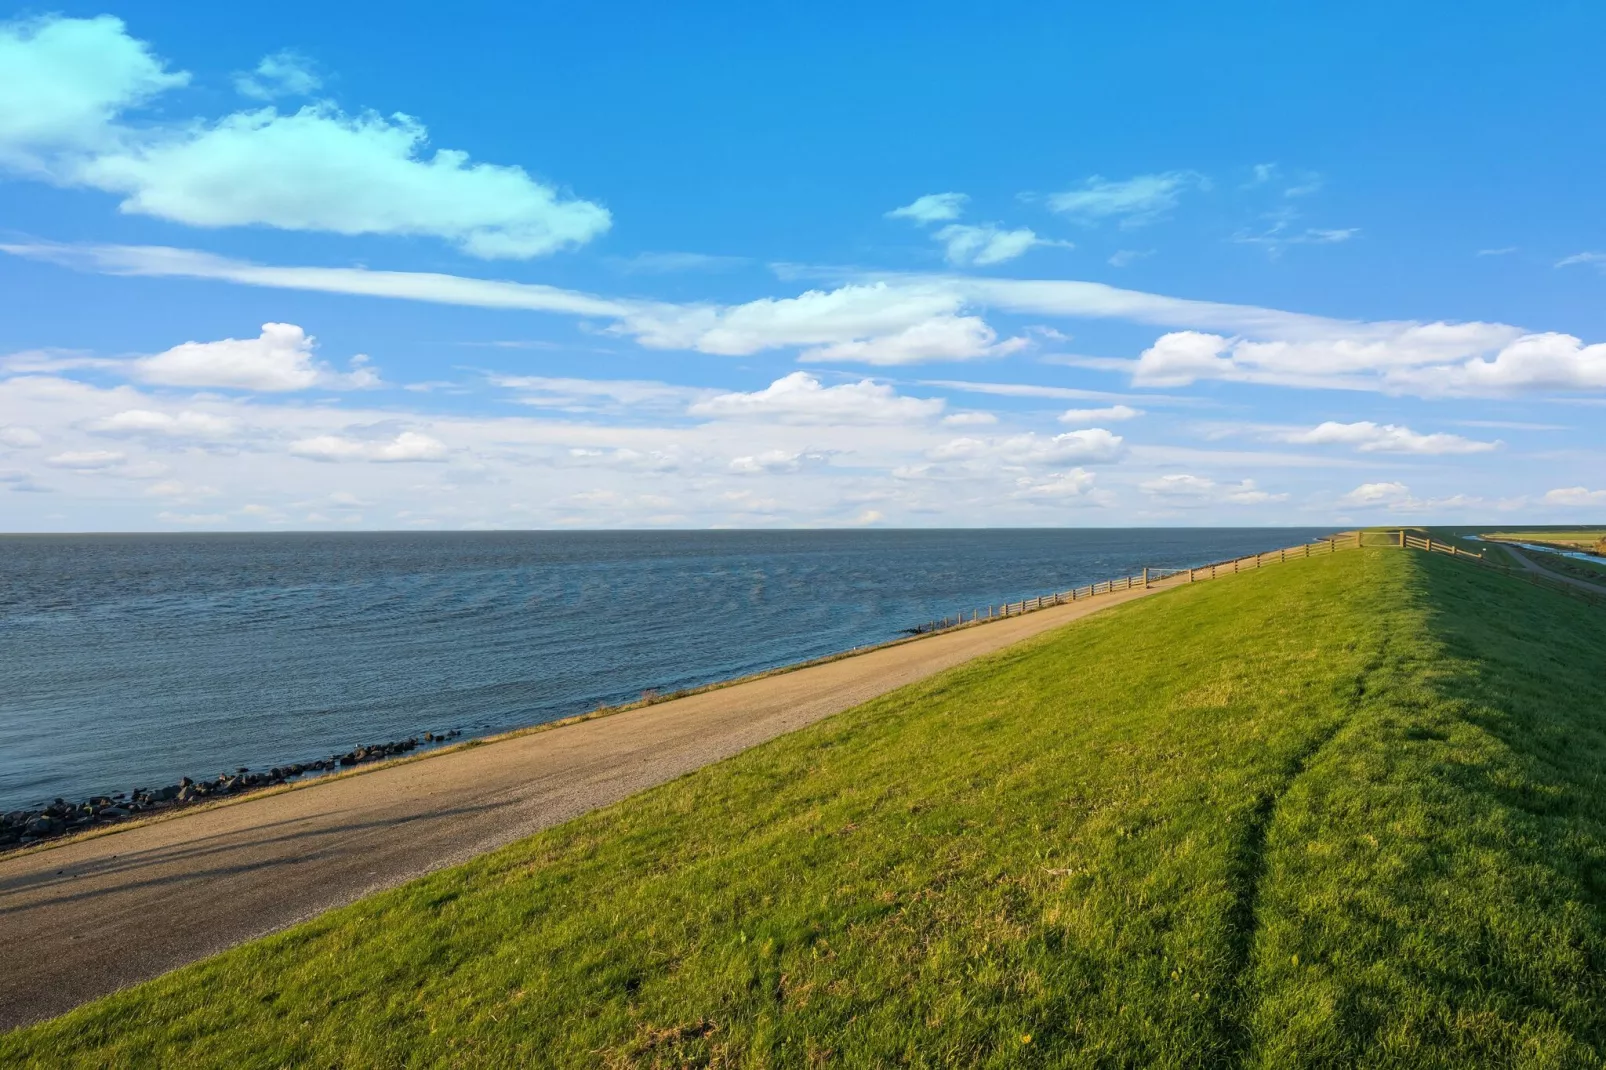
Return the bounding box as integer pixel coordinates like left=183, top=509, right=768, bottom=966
left=0, top=528, right=1332, bottom=810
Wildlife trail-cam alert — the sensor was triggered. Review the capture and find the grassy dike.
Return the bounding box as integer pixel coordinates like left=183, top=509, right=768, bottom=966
left=8, top=548, right=1606, bottom=1067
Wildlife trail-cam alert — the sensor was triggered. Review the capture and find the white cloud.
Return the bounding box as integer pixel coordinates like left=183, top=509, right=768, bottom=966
left=289, top=430, right=447, bottom=462
left=1280, top=421, right=1498, bottom=455
left=625, top=281, right=967, bottom=356
left=887, top=192, right=968, bottom=223
left=1386, top=332, right=1606, bottom=394
left=614, top=251, right=751, bottom=274
left=234, top=50, right=320, bottom=100
left=0, top=424, right=43, bottom=447
left=1059, top=404, right=1142, bottom=423
left=90, top=408, right=237, bottom=438
left=800, top=314, right=1028, bottom=365
left=134, top=323, right=318, bottom=391
left=1132, top=332, right=1239, bottom=387
left=729, top=449, right=825, bottom=474
left=0, top=15, right=186, bottom=168
left=1107, top=249, right=1152, bottom=268
left=146, top=479, right=218, bottom=499
left=933, top=224, right=1058, bottom=266
left=1340, top=481, right=1413, bottom=507
left=930, top=428, right=1124, bottom=466
left=1543, top=487, right=1606, bottom=506
left=690, top=372, right=943, bottom=423
left=1130, top=323, right=1606, bottom=396
left=1, top=16, right=609, bottom=259
left=491, top=375, right=709, bottom=413
left=157, top=510, right=228, bottom=524
left=1335, top=484, right=1498, bottom=514
left=940, top=411, right=997, bottom=426
left=1140, top=474, right=1283, bottom=505
left=1012, top=468, right=1097, bottom=500
left=1557, top=252, right=1606, bottom=270
left=45, top=449, right=125, bottom=469
left=14, top=242, right=1606, bottom=396
left=1234, top=223, right=1358, bottom=254
left=1046, top=172, right=1203, bottom=227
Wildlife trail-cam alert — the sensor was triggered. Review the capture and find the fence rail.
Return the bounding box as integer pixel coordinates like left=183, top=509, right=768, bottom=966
left=909, top=527, right=1603, bottom=635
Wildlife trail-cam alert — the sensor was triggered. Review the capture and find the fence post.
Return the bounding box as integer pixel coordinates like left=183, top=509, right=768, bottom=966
left=1399, top=529, right=1406, bottom=548
left=1143, top=567, right=1149, bottom=588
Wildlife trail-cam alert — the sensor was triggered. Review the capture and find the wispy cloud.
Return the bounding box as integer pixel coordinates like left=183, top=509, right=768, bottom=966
left=233, top=50, right=320, bottom=100
left=933, top=224, right=1064, bottom=266
left=1107, top=249, right=1153, bottom=268
left=1045, top=172, right=1205, bottom=227
left=886, top=192, right=968, bottom=223
left=1140, top=473, right=1284, bottom=505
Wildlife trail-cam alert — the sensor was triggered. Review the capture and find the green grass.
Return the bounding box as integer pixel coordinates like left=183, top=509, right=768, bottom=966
left=1486, top=530, right=1606, bottom=555
left=8, top=549, right=1606, bottom=1067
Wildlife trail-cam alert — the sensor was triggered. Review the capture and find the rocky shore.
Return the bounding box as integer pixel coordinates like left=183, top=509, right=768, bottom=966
left=0, top=729, right=464, bottom=852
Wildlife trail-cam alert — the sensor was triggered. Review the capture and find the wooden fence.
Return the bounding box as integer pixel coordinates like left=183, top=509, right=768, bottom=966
left=909, top=527, right=1602, bottom=635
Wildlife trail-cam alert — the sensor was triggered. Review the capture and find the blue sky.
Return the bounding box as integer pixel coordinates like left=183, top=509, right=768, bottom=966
left=2, top=2, right=1604, bottom=530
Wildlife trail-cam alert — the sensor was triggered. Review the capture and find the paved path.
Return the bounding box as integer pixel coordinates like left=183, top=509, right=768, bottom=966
left=0, top=582, right=1164, bottom=1031
left=1501, top=544, right=1606, bottom=595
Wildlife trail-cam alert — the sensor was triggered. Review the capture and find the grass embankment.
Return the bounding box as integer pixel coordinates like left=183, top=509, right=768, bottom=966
left=1486, top=530, right=1606, bottom=555
left=9, top=549, right=1606, bottom=1066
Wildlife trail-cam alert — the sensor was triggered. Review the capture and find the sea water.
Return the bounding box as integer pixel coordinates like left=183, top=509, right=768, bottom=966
left=0, top=528, right=1332, bottom=809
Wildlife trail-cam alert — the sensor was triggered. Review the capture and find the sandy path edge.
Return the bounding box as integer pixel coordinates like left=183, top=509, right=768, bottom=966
left=0, top=581, right=1170, bottom=1032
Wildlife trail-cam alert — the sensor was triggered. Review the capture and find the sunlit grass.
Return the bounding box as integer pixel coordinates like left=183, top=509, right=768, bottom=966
left=7, top=549, right=1606, bottom=1066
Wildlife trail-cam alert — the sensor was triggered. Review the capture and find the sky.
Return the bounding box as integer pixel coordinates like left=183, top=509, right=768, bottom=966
left=1, top=2, right=1604, bottom=531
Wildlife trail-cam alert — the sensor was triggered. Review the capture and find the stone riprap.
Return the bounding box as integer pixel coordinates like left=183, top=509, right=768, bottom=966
left=0, top=729, right=463, bottom=852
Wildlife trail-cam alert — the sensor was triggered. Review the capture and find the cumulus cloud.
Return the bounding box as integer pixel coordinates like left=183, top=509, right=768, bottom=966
left=89, top=408, right=237, bottom=438
left=1340, top=481, right=1410, bottom=505
left=1060, top=404, right=1142, bottom=423
left=1543, top=487, right=1606, bottom=506
left=690, top=372, right=944, bottom=423
left=728, top=449, right=827, bottom=474
left=1280, top=421, right=1498, bottom=455
left=289, top=430, right=446, bottom=462
left=886, top=192, right=968, bottom=223
left=133, top=323, right=376, bottom=392
left=1012, top=468, right=1098, bottom=500
left=0, top=15, right=186, bottom=168
left=1129, top=323, right=1606, bottom=396
left=1334, top=482, right=1491, bottom=513
left=1046, top=172, right=1203, bottom=227
left=1385, top=333, right=1606, bottom=394
left=1140, top=473, right=1283, bottom=505
left=1, top=16, right=609, bottom=259
left=134, top=323, right=318, bottom=391
left=0, top=424, right=43, bottom=447
left=930, top=428, right=1125, bottom=467
left=45, top=449, right=125, bottom=470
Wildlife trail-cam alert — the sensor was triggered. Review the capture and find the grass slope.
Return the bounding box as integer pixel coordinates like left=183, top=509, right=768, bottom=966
left=8, top=549, right=1606, bottom=1067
